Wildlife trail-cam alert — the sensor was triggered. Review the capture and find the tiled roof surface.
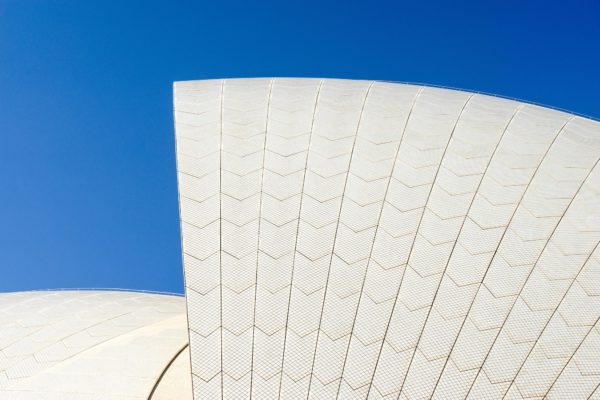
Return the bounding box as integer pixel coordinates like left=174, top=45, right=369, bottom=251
left=0, top=290, right=191, bottom=399
left=175, top=78, right=600, bottom=399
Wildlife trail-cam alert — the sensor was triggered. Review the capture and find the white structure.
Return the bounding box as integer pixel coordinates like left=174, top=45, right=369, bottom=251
left=0, top=290, right=192, bottom=400
left=1, top=78, right=598, bottom=400
left=174, top=78, right=600, bottom=399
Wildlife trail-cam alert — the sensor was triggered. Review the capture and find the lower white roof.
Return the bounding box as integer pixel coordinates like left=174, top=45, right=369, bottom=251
left=0, top=290, right=192, bottom=400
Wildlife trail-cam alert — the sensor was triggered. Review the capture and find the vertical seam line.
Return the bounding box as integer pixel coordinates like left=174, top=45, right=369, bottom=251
left=397, top=103, right=525, bottom=398
left=364, top=93, right=474, bottom=399
left=219, top=79, right=225, bottom=400
left=305, top=81, right=374, bottom=398
left=276, top=79, right=324, bottom=400
left=429, top=115, right=575, bottom=397
left=544, top=317, right=600, bottom=398
left=502, top=243, right=600, bottom=398
left=334, top=86, right=423, bottom=399
left=464, top=156, right=600, bottom=398
left=249, top=78, right=275, bottom=398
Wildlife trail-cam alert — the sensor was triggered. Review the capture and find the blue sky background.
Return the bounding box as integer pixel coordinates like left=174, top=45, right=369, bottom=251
left=1, top=0, right=599, bottom=294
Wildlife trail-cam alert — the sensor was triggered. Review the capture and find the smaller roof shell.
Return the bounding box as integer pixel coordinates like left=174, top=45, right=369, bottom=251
left=0, top=290, right=192, bottom=400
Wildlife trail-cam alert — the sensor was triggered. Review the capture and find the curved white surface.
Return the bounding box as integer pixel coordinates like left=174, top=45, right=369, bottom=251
left=175, top=78, right=600, bottom=399
left=0, top=290, right=192, bottom=400
left=151, top=346, right=193, bottom=400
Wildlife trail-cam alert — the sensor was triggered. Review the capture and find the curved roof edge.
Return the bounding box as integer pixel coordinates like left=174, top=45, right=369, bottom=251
left=1, top=287, right=185, bottom=297
left=173, top=77, right=599, bottom=122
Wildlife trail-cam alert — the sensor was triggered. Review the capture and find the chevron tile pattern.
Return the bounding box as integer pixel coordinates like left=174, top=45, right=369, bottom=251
left=174, top=78, right=600, bottom=399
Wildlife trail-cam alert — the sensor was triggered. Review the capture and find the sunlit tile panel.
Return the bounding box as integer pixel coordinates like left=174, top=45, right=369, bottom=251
left=174, top=78, right=600, bottom=400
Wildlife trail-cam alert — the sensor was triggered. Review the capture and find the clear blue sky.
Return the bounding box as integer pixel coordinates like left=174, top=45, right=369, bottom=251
left=1, top=0, right=599, bottom=294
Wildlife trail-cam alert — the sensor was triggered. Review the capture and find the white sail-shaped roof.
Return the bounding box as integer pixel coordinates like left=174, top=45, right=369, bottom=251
left=0, top=290, right=192, bottom=400
left=174, top=78, right=600, bottom=399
